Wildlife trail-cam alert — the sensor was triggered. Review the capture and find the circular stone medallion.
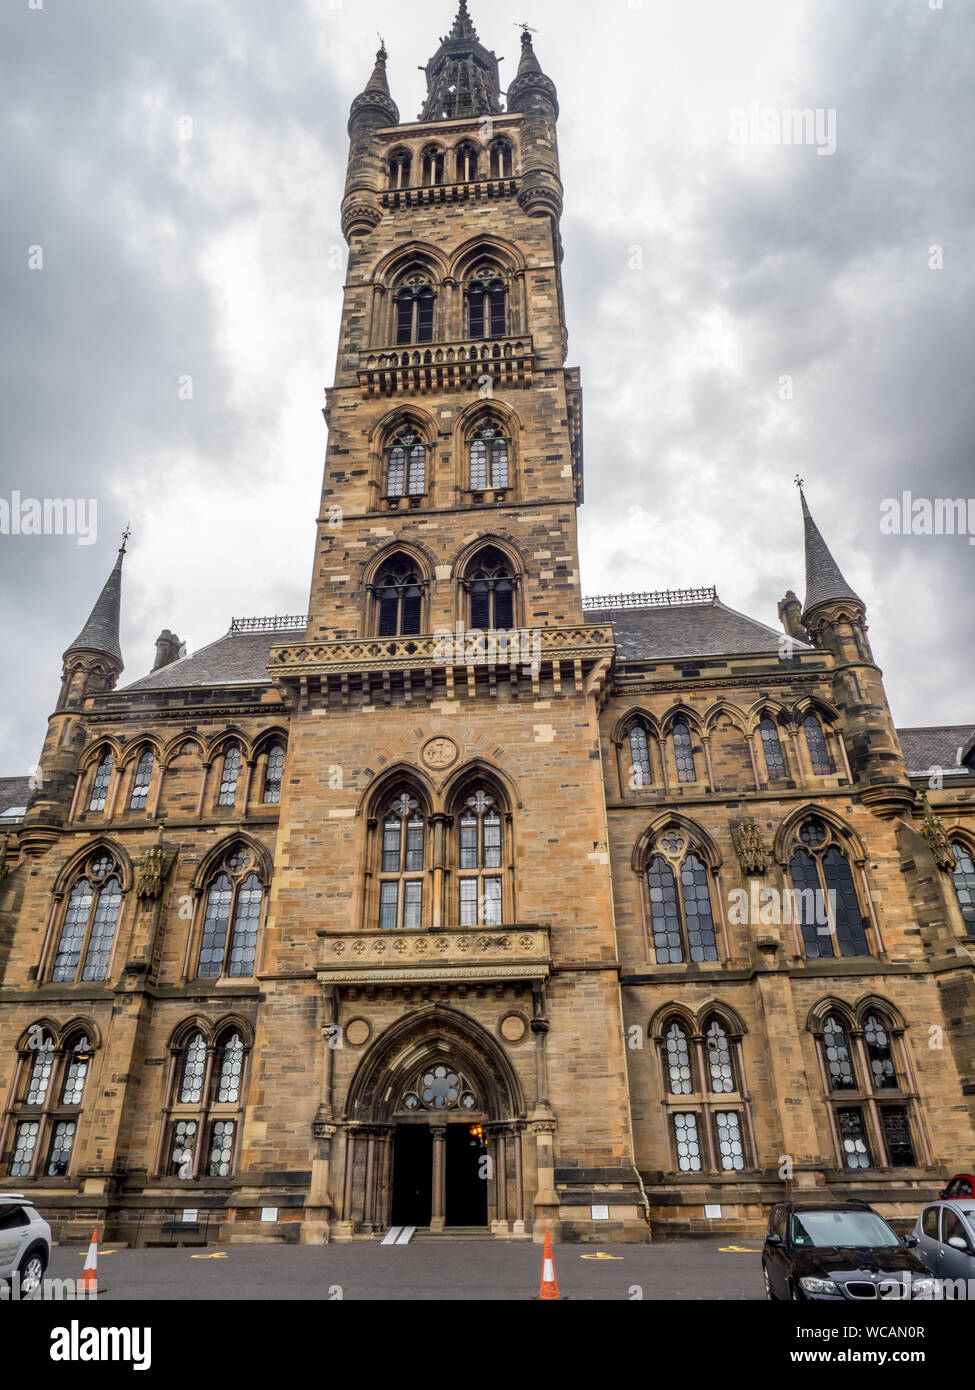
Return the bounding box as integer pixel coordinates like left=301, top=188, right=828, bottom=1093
left=345, top=1018, right=371, bottom=1048
left=500, top=1013, right=528, bottom=1044
left=422, top=737, right=458, bottom=770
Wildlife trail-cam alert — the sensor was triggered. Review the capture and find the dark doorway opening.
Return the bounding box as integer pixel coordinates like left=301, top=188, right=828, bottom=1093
left=445, top=1123, right=488, bottom=1227
left=391, top=1126, right=432, bottom=1227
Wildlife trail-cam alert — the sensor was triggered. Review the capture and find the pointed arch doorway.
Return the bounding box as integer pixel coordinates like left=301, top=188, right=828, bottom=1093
left=343, top=1006, right=526, bottom=1234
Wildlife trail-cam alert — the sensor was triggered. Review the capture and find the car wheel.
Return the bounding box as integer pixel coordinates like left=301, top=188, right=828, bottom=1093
left=17, top=1246, right=47, bottom=1297
left=763, top=1264, right=775, bottom=1300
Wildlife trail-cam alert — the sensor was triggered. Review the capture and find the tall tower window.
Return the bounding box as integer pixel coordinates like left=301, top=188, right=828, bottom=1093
left=759, top=718, right=786, bottom=779
left=395, top=279, right=435, bottom=345
left=467, top=270, right=507, bottom=339
left=489, top=139, right=513, bottom=178
left=627, top=724, right=652, bottom=790
left=803, top=715, right=833, bottom=774
left=463, top=547, right=516, bottom=631
left=644, top=831, right=719, bottom=965
left=129, top=749, right=154, bottom=811
left=788, top=818, right=871, bottom=958
left=387, top=149, right=412, bottom=190
left=951, top=842, right=975, bottom=935
left=672, top=721, right=697, bottom=783
left=468, top=425, right=509, bottom=491
left=372, top=557, right=425, bottom=637
left=421, top=145, right=445, bottom=186
left=378, top=793, right=426, bottom=930
left=88, top=753, right=114, bottom=812
left=218, top=744, right=241, bottom=807
left=386, top=432, right=427, bottom=499
left=457, top=789, right=504, bottom=926
left=263, top=741, right=286, bottom=805
left=196, top=846, right=264, bottom=980
left=455, top=141, right=479, bottom=183
left=50, top=851, right=124, bottom=984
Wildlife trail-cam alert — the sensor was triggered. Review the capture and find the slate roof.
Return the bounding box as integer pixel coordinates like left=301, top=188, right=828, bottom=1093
left=585, top=598, right=806, bottom=662
left=122, top=628, right=297, bottom=692
left=801, top=491, right=863, bottom=616
left=65, top=546, right=125, bottom=665
left=0, top=777, right=30, bottom=817
left=897, top=726, right=975, bottom=777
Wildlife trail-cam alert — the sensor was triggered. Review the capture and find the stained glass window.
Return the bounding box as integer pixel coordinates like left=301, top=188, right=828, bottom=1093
left=823, top=1016, right=857, bottom=1091
left=673, top=722, right=696, bottom=783
left=680, top=855, right=719, bottom=962
left=864, top=1015, right=898, bottom=1090
left=263, top=742, right=285, bottom=805
left=26, top=1042, right=55, bottom=1106
left=951, top=842, right=975, bottom=935
left=628, top=726, right=651, bottom=789
left=672, top=1113, right=702, bottom=1172
left=646, top=856, right=683, bottom=964
left=804, top=716, right=832, bottom=774
left=759, top=718, right=786, bottom=778
left=714, top=1111, right=745, bottom=1171
left=823, top=848, right=869, bottom=957
left=130, top=750, right=154, bottom=811
left=879, top=1107, right=916, bottom=1167
left=51, top=853, right=123, bottom=983
left=47, top=1120, right=77, bottom=1177
left=170, top=1120, right=197, bottom=1179
left=11, top=1121, right=39, bottom=1177
left=89, top=754, right=114, bottom=812
left=208, top=1120, right=236, bottom=1178
left=469, top=426, right=509, bottom=490
left=664, top=1021, right=693, bottom=1095
left=215, top=1034, right=244, bottom=1104
left=705, top=1020, right=735, bottom=1093
left=837, top=1108, right=871, bottom=1170
left=61, top=1040, right=90, bottom=1107
left=218, top=745, right=241, bottom=807
left=180, top=1034, right=207, bottom=1105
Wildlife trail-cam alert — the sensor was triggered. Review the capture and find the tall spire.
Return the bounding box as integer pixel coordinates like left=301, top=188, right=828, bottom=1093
left=420, top=2, right=502, bottom=122
left=64, top=536, right=126, bottom=667
left=507, top=27, right=559, bottom=119
left=799, top=489, right=863, bottom=619
left=349, top=44, right=399, bottom=132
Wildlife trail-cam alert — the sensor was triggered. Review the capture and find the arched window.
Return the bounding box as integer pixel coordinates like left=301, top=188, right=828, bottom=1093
left=468, top=424, right=510, bottom=492
left=457, top=788, right=504, bottom=926
left=388, top=149, right=412, bottom=190
left=263, top=741, right=285, bottom=805
left=456, top=141, right=479, bottom=182
left=788, top=818, right=870, bottom=958
left=705, top=1019, right=735, bottom=1094
left=2, top=1028, right=94, bottom=1179
left=395, top=277, right=435, bottom=345
left=627, top=724, right=652, bottom=791
left=464, top=547, right=516, bottom=631
left=489, top=139, right=513, bottom=178
left=196, top=846, right=264, bottom=980
left=51, top=851, right=123, bottom=983
left=386, top=430, right=427, bottom=500
left=951, top=842, right=975, bottom=935
left=644, top=830, right=719, bottom=964
left=373, top=556, right=425, bottom=637
left=218, top=744, right=241, bottom=808
left=129, top=749, right=154, bottom=811
left=672, top=721, right=696, bottom=783
left=88, top=752, right=114, bottom=812
left=814, top=1008, right=920, bottom=1172
left=466, top=269, right=507, bottom=339
left=421, top=145, right=445, bottom=186
left=378, top=792, right=426, bottom=930
left=803, top=715, right=833, bottom=775
left=759, top=718, right=786, bottom=779
left=664, top=1021, right=693, bottom=1095
left=162, top=1026, right=248, bottom=1180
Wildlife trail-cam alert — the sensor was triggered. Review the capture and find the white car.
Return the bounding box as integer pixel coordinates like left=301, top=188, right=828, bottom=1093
left=914, top=1199, right=975, bottom=1284
left=0, top=1195, right=51, bottom=1297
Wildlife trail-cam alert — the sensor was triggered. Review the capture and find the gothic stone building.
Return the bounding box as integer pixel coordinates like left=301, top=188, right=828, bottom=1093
left=1, top=5, right=974, bottom=1247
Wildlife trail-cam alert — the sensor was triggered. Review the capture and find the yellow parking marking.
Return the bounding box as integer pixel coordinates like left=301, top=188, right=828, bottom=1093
left=190, top=1252, right=228, bottom=1259
left=719, top=1245, right=761, bottom=1253
left=581, top=1251, right=623, bottom=1260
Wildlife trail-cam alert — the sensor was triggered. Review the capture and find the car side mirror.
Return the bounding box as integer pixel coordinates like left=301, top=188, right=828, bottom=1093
left=948, top=1237, right=969, bottom=1251
left=903, top=1234, right=919, bottom=1248
left=766, top=1233, right=783, bottom=1246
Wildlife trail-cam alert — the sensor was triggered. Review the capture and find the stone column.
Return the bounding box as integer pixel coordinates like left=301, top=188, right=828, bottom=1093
left=430, top=1124, right=447, bottom=1232
left=512, top=1126, right=526, bottom=1235
left=530, top=1118, right=560, bottom=1243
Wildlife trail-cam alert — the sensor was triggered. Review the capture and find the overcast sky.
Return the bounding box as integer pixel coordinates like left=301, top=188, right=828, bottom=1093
left=1, top=0, right=972, bottom=774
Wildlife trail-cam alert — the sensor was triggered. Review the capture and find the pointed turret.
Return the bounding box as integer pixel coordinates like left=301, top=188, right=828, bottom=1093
left=343, top=46, right=399, bottom=242
left=64, top=541, right=125, bottom=668
left=507, top=26, right=559, bottom=120
left=419, top=2, right=502, bottom=122
left=800, top=489, right=863, bottom=622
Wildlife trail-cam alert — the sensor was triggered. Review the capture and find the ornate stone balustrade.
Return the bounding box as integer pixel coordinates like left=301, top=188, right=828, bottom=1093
left=358, top=336, right=534, bottom=398
left=316, top=924, right=551, bottom=986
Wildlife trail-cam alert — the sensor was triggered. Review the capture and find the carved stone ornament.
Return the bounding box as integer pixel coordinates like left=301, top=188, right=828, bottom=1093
left=422, top=737, right=458, bottom=770
left=136, top=842, right=176, bottom=901
left=732, top=818, right=770, bottom=876
left=920, top=796, right=957, bottom=872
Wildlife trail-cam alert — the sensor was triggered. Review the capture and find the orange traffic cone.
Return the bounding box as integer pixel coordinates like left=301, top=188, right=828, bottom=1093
left=538, top=1230, right=561, bottom=1301
left=80, top=1229, right=98, bottom=1297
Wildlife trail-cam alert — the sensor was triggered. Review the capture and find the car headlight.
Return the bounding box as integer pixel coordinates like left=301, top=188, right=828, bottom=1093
left=911, top=1278, right=938, bottom=1299
left=799, top=1276, right=840, bottom=1295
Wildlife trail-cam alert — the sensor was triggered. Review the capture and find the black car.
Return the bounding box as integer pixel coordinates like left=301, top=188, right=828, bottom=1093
left=762, top=1200, right=937, bottom=1300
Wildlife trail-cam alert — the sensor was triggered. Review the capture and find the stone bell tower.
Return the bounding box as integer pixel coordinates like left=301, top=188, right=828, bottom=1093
left=258, top=5, right=645, bottom=1243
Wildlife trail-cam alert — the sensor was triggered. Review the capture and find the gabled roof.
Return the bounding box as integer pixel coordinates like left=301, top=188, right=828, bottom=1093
left=585, top=596, right=808, bottom=663
left=122, top=627, right=297, bottom=692
left=897, top=726, right=975, bottom=777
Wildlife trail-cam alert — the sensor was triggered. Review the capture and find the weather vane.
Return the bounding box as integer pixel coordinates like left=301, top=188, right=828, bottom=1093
left=794, top=475, right=804, bottom=490
left=516, top=22, right=539, bottom=34
left=121, top=522, right=132, bottom=547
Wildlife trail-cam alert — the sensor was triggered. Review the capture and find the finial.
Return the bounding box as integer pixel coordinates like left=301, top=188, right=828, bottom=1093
left=377, top=34, right=386, bottom=59
left=794, top=475, right=804, bottom=491
left=517, top=22, right=539, bottom=33
left=121, top=523, right=132, bottom=553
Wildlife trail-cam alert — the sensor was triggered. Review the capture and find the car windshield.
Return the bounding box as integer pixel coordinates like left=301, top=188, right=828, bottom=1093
left=791, top=1211, right=901, bottom=1249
